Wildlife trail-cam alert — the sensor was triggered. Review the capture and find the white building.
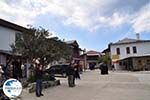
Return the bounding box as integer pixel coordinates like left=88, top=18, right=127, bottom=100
left=0, top=19, right=28, bottom=66
left=110, top=37, right=150, bottom=71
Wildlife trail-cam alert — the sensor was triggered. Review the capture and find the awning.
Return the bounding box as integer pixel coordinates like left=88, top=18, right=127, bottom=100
left=0, top=50, right=12, bottom=55
left=0, top=50, right=22, bottom=56
left=73, top=57, right=81, bottom=60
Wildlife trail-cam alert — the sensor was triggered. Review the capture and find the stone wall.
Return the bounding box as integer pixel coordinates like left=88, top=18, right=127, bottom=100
left=28, top=80, right=60, bottom=93
left=133, top=56, right=150, bottom=71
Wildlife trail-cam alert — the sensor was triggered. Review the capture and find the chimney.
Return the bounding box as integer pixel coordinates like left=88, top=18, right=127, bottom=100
left=136, top=33, right=140, bottom=40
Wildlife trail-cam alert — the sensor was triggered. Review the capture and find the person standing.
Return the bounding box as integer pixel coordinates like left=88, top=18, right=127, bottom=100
left=0, top=65, right=9, bottom=100
left=111, top=64, right=115, bottom=71
left=74, top=64, right=80, bottom=79
left=17, top=59, right=23, bottom=79
left=12, top=59, right=22, bottom=80
left=35, top=63, right=44, bottom=97
left=5, top=59, right=12, bottom=79
left=0, top=65, right=4, bottom=84
left=99, top=62, right=108, bottom=75
left=66, top=64, right=75, bottom=87
left=12, top=59, right=18, bottom=79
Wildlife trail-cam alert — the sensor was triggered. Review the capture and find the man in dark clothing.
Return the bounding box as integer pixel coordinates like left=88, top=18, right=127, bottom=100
left=12, top=60, right=17, bottom=79
left=111, top=64, right=115, bottom=71
left=35, top=64, right=44, bottom=97
left=12, top=59, right=22, bottom=79
left=66, top=65, right=75, bottom=87
left=74, top=64, right=80, bottom=79
left=17, top=59, right=22, bottom=78
left=99, top=63, right=108, bottom=75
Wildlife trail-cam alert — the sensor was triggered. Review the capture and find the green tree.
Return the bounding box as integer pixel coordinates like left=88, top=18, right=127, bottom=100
left=11, top=27, right=72, bottom=65
left=99, top=55, right=110, bottom=64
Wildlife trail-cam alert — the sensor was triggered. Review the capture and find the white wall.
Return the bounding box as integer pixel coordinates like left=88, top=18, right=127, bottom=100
left=110, top=42, right=150, bottom=60
left=0, top=26, right=19, bottom=51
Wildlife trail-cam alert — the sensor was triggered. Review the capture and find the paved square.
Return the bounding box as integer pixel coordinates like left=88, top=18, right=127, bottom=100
left=21, top=70, right=150, bottom=100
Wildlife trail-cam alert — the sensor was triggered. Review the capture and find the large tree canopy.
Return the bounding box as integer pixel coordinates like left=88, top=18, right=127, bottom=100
left=11, top=27, right=72, bottom=65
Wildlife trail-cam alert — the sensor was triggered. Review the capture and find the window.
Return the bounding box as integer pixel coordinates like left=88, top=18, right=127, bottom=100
left=116, top=48, right=120, bottom=55
left=119, top=62, right=122, bottom=66
left=15, top=32, right=22, bottom=42
left=133, top=46, right=137, bottom=53
left=147, top=59, right=150, bottom=62
left=126, top=47, right=130, bottom=54
left=138, top=60, right=142, bottom=65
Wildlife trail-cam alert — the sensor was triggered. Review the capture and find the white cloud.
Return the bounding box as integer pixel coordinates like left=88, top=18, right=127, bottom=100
left=47, top=30, right=58, bottom=38
left=110, top=13, right=129, bottom=26
left=0, top=0, right=39, bottom=27
left=0, top=0, right=150, bottom=33
left=132, top=3, right=150, bottom=33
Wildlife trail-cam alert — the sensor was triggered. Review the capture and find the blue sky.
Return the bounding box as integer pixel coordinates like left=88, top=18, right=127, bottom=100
left=0, top=0, right=150, bottom=51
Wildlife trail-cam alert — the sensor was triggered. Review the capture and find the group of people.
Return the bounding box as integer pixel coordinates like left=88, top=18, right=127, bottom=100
left=66, top=63, right=81, bottom=87
left=0, top=59, right=24, bottom=86
left=0, top=58, right=25, bottom=100
left=33, top=58, right=81, bottom=97
left=0, top=59, right=26, bottom=81
left=1, top=57, right=118, bottom=99
left=0, top=57, right=82, bottom=98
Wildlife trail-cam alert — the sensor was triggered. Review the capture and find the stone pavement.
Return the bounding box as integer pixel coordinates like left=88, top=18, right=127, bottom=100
left=21, top=70, right=150, bottom=100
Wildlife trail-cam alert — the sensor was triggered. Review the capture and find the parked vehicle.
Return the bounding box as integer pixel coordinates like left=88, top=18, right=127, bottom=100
left=46, top=64, right=70, bottom=77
